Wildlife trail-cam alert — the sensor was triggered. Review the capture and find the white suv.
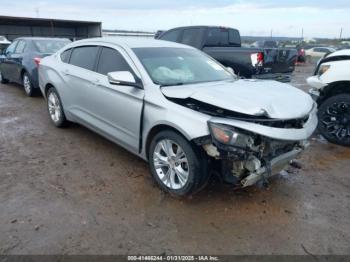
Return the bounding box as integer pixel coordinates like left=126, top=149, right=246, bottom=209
left=307, top=49, right=350, bottom=146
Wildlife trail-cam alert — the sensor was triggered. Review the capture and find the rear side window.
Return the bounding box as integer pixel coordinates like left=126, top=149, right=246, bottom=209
left=229, top=29, right=241, bottom=46
left=160, top=29, right=181, bottom=42
left=60, top=49, right=72, bottom=63
left=70, top=46, right=99, bottom=71
left=319, top=48, right=331, bottom=53
left=96, top=47, right=133, bottom=75
left=5, top=41, right=18, bottom=54
left=14, top=40, right=26, bottom=54
left=181, top=28, right=202, bottom=47
left=206, top=28, right=241, bottom=46
left=34, top=40, right=70, bottom=54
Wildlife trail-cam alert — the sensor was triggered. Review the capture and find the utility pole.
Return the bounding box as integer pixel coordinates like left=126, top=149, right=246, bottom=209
left=270, top=29, right=273, bottom=39
left=35, top=7, right=40, bottom=18
left=301, top=28, right=304, bottom=42
left=339, top=27, right=343, bottom=39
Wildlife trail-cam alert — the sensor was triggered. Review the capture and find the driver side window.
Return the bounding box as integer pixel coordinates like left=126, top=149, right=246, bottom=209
left=96, top=47, right=134, bottom=76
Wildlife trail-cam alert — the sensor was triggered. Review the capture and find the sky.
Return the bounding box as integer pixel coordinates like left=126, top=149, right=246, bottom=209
left=0, top=0, right=349, bottom=38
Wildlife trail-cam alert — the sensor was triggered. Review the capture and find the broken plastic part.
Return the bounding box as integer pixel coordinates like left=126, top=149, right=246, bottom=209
left=203, top=144, right=220, bottom=158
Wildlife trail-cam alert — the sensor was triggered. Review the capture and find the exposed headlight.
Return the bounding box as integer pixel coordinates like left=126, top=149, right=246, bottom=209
left=208, top=122, right=254, bottom=148
left=318, top=65, right=330, bottom=76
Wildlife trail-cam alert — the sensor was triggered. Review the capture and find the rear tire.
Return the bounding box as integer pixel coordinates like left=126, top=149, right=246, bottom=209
left=23, top=72, right=36, bottom=97
left=148, top=130, right=209, bottom=196
left=0, top=70, right=9, bottom=84
left=318, top=94, right=350, bottom=146
left=46, top=87, right=69, bottom=128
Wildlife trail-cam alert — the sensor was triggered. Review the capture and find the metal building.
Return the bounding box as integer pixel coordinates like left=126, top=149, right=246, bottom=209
left=0, top=15, right=102, bottom=41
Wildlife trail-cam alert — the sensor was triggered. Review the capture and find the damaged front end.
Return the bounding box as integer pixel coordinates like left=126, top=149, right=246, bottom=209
left=188, top=100, right=318, bottom=188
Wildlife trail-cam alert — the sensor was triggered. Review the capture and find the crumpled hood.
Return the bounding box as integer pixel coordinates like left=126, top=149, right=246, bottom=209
left=161, top=79, right=314, bottom=119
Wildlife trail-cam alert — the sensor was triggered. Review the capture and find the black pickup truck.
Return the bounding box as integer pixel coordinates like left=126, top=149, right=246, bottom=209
left=156, top=26, right=297, bottom=82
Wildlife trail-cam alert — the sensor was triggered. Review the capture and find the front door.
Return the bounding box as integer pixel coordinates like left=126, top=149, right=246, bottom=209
left=88, top=46, right=144, bottom=152
left=1, top=40, right=18, bottom=79
left=10, top=40, right=27, bottom=83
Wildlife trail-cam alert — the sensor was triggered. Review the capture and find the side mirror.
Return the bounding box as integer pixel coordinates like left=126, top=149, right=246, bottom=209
left=107, top=71, right=143, bottom=89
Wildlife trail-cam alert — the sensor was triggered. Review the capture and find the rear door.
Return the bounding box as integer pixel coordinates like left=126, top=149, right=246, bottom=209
left=91, top=46, right=145, bottom=152
left=62, top=45, right=101, bottom=122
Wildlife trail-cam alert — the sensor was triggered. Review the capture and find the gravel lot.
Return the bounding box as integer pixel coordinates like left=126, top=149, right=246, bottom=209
left=0, top=65, right=349, bottom=255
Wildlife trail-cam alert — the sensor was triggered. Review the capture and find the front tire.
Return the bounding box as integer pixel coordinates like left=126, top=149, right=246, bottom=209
left=318, top=94, right=350, bottom=146
left=23, top=72, right=35, bottom=97
left=148, top=130, right=209, bottom=196
left=47, top=87, right=69, bottom=127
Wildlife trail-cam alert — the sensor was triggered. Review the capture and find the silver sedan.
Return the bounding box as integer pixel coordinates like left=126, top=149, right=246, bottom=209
left=39, top=37, right=317, bottom=196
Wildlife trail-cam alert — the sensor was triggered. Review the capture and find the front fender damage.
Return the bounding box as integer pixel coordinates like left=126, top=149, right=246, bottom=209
left=191, top=106, right=315, bottom=188
left=195, top=134, right=310, bottom=188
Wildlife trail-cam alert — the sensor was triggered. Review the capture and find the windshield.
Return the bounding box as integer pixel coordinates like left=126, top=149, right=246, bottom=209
left=132, top=47, right=234, bottom=86
left=34, top=39, right=71, bottom=54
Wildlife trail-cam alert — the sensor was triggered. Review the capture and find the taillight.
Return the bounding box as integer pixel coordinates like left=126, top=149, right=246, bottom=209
left=34, top=57, right=41, bottom=67
left=250, top=52, right=264, bottom=67
left=257, top=52, right=264, bottom=64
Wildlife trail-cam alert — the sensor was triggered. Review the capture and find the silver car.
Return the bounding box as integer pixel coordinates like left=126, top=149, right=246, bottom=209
left=39, top=37, right=317, bottom=196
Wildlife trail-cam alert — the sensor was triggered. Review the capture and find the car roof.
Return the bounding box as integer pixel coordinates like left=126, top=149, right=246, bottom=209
left=15, top=37, right=70, bottom=41
left=71, top=37, right=194, bottom=49
left=327, top=49, right=350, bottom=57
left=163, top=25, right=237, bottom=30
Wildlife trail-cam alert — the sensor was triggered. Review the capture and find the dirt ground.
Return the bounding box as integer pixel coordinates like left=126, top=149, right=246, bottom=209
left=0, top=65, right=349, bottom=255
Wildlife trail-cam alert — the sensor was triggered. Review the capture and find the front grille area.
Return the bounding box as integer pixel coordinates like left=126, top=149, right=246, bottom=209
left=251, top=115, right=309, bottom=129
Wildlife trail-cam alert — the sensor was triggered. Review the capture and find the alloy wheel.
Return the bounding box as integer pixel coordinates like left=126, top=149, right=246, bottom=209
left=23, top=75, right=32, bottom=94
left=48, top=92, right=62, bottom=123
left=153, top=139, right=189, bottom=190
left=321, top=101, right=350, bottom=142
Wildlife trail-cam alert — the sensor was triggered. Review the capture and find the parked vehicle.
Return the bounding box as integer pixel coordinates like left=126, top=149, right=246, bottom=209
left=0, top=36, right=11, bottom=57
left=305, top=47, right=336, bottom=63
left=154, top=30, right=164, bottom=39
left=307, top=49, right=350, bottom=146
left=283, top=44, right=306, bottom=63
left=251, top=40, right=278, bottom=48
left=0, top=37, right=70, bottom=96
left=156, top=26, right=298, bottom=82
left=39, top=37, right=317, bottom=196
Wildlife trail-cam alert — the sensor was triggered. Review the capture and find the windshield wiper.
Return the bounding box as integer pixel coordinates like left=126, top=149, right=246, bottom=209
left=160, top=82, right=185, bottom=87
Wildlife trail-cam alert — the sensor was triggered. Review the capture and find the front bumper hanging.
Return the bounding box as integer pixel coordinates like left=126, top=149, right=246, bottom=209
left=240, top=147, right=303, bottom=187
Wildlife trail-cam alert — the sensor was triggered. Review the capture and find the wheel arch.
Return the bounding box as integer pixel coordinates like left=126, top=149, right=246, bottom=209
left=44, top=83, right=55, bottom=98
left=320, top=81, right=350, bottom=104
left=144, top=124, right=193, bottom=161
left=20, top=67, right=31, bottom=80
